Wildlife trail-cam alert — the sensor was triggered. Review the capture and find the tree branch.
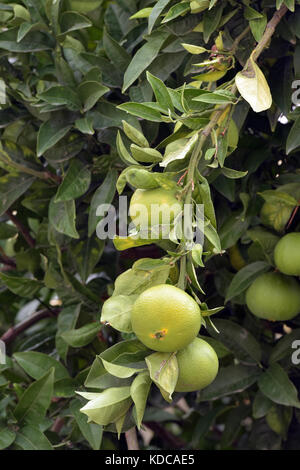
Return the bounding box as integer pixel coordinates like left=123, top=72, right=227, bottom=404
left=6, top=210, right=36, bottom=248
left=145, top=422, right=185, bottom=449
left=0, top=308, right=60, bottom=345
left=125, top=427, right=140, bottom=450
left=252, top=4, right=288, bottom=61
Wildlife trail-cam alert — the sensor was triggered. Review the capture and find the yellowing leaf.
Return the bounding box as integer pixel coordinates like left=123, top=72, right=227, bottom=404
left=181, top=43, right=208, bottom=54
left=235, top=54, right=272, bottom=113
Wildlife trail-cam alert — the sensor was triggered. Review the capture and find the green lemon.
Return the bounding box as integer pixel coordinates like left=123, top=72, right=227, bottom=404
left=131, top=284, right=201, bottom=352
left=246, top=272, right=300, bottom=321
left=274, top=232, right=300, bottom=276
left=175, top=337, right=219, bottom=392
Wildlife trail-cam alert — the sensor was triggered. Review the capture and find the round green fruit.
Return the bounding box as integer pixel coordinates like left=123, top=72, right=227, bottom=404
left=246, top=272, right=300, bottom=321
left=274, top=232, right=300, bottom=276
left=131, top=284, right=201, bottom=352
left=129, top=187, right=182, bottom=233
left=175, top=337, right=219, bottom=392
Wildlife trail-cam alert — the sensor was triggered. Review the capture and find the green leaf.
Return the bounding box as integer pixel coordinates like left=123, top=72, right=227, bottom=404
left=70, top=399, right=103, bottom=450
left=60, top=11, right=92, bottom=34
left=131, top=372, right=152, bottom=429
left=78, top=387, right=132, bottom=426
left=0, top=273, right=42, bottom=298
left=148, top=0, right=172, bottom=33
left=38, top=86, right=81, bottom=110
left=225, top=261, right=270, bottom=302
left=193, top=90, right=236, bottom=104
left=181, top=43, right=207, bottom=54
left=49, top=197, right=79, bottom=239
left=0, top=174, right=35, bottom=216
left=113, top=263, right=170, bottom=297
left=250, top=14, right=267, bottom=42
left=0, top=27, right=54, bottom=52
left=203, top=4, right=223, bottom=43
left=84, top=339, right=149, bottom=389
left=286, top=116, right=300, bottom=154
left=103, top=28, right=131, bottom=72
left=117, top=102, right=162, bottom=122
left=207, top=319, right=262, bottom=364
left=101, top=358, right=145, bottom=378
left=244, top=5, right=264, bottom=20
left=101, top=295, right=137, bottom=333
left=66, top=0, right=103, bottom=13
left=131, top=144, right=163, bottom=163
left=56, top=303, right=81, bottom=361
left=146, top=351, right=178, bottom=401
left=122, top=120, right=149, bottom=148
left=258, top=190, right=298, bottom=207
left=0, top=427, right=16, bottom=450
left=14, top=425, right=53, bottom=450
left=247, top=227, right=280, bottom=264
left=146, top=71, right=174, bottom=112
left=75, top=117, right=94, bottom=135
left=55, top=160, right=91, bottom=202
left=61, top=322, right=101, bottom=348
left=13, top=352, right=69, bottom=382
left=78, top=81, right=109, bottom=112
left=252, top=390, right=273, bottom=419
left=130, top=7, right=152, bottom=19
left=0, top=222, right=17, bottom=239
left=235, top=54, right=272, bottom=113
left=122, top=31, right=169, bottom=92
left=161, top=2, right=190, bottom=24
left=258, top=363, right=300, bottom=408
left=221, top=167, right=248, bottom=179
left=14, top=368, right=55, bottom=423
left=199, top=365, right=262, bottom=401
left=37, top=120, right=71, bottom=157
left=116, top=131, right=138, bottom=165
left=88, top=169, right=117, bottom=237
left=113, top=235, right=157, bottom=251
left=160, top=134, right=198, bottom=167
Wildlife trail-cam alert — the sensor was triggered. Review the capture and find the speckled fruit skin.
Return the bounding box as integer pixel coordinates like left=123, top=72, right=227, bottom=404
left=246, top=272, right=300, bottom=321
left=131, top=284, right=201, bottom=352
left=129, top=188, right=182, bottom=231
left=274, top=233, right=300, bottom=276
left=175, top=338, right=219, bottom=392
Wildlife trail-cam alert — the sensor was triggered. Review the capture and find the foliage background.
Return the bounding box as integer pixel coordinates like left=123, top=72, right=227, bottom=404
left=0, top=0, right=300, bottom=450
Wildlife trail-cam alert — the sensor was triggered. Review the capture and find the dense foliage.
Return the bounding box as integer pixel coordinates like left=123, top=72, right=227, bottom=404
left=0, top=0, right=300, bottom=451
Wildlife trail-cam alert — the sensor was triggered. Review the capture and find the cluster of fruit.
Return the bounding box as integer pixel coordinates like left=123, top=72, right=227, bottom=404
left=131, top=283, right=218, bottom=392
left=246, top=232, right=300, bottom=321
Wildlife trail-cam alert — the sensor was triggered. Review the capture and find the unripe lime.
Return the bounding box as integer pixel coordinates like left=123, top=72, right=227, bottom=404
left=246, top=272, right=300, bottom=321
left=129, top=188, right=182, bottom=231
left=274, top=232, right=300, bottom=276
left=175, top=337, right=219, bottom=392
left=131, top=284, right=201, bottom=352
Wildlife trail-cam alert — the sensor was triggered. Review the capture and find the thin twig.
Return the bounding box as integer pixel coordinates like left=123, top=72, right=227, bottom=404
left=286, top=204, right=300, bottom=230
left=0, top=149, right=61, bottom=183
left=125, top=427, right=140, bottom=450
left=6, top=210, right=36, bottom=248
left=145, top=422, right=185, bottom=449
left=230, top=26, right=251, bottom=54
left=0, top=308, right=60, bottom=345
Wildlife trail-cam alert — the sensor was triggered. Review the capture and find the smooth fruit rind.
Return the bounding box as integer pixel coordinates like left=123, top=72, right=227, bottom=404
left=246, top=271, right=300, bottom=321
left=274, top=232, right=300, bottom=276
left=175, top=337, right=219, bottom=392
left=131, top=284, right=201, bottom=352
left=129, top=187, right=182, bottom=232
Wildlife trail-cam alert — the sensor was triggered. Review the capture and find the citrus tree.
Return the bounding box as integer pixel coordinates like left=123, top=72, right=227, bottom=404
left=0, top=0, right=300, bottom=451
